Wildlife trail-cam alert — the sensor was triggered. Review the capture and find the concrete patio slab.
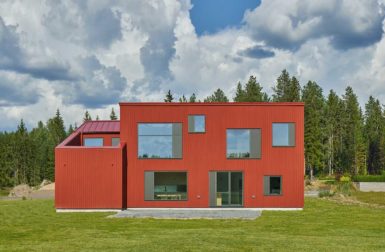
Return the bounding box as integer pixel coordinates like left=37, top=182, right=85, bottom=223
left=110, top=208, right=262, bottom=219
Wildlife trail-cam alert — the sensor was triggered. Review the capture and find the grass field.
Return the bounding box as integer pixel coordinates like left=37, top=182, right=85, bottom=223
left=353, top=191, right=385, bottom=206
left=1, top=198, right=385, bottom=251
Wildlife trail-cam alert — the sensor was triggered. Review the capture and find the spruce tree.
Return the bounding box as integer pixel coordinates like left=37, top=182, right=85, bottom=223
left=179, top=95, right=187, bottom=102
left=234, top=82, right=246, bottom=102
left=289, top=76, right=301, bottom=102
left=164, top=90, right=174, bottom=102
left=302, top=81, right=325, bottom=179
left=46, top=110, right=66, bottom=181
left=96, top=115, right=100, bottom=121
left=67, top=124, right=74, bottom=135
left=273, top=70, right=291, bottom=101
left=204, top=89, right=229, bottom=102
left=83, top=110, right=92, bottom=122
left=244, top=76, right=268, bottom=102
left=365, top=96, right=384, bottom=174
left=189, top=93, right=197, bottom=103
left=325, top=90, right=341, bottom=175
left=272, top=70, right=301, bottom=102
left=341, top=86, right=365, bottom=175
left=110, top=108, right=118, bottom=120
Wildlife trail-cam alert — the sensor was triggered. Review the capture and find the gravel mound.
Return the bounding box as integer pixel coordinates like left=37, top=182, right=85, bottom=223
left=8, top=184, right=32, bottom=198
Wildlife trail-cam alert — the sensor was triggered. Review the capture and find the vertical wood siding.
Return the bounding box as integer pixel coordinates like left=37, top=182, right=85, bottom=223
left=120, top=103, right=304, bottom=208
left=55, top=144, right=125, bottom=209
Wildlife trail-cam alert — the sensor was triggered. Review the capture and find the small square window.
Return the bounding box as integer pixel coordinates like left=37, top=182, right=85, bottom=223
left=272, top=123, right=295, bottom=147
left=264, top=176, right=282, bottom=196
left=188, top=115, right=205, bottom=133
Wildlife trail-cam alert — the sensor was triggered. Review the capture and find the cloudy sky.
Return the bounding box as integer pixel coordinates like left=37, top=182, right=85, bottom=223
left=1, top=0, right=385, bottom=131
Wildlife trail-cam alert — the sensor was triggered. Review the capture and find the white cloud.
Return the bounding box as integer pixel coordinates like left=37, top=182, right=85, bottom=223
left=244, top=0, right=385, bottom=50
left=0, top=0, right=385, bottom=131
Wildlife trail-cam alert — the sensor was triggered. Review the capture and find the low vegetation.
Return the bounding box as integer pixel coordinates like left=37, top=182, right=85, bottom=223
left=352, top=174, right=385, bottom=182
left=1, top=197, right=385, bottom=251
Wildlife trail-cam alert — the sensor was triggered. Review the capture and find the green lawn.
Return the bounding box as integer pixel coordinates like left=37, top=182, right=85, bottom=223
left=1, top=198, right=385, bottom=251
left=0, top=188, right=10, bottom=197
left=353, top=191, right=385, bottom=206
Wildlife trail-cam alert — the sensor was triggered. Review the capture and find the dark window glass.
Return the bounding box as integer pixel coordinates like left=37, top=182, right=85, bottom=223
left=264, top=176, right=282, bottom=195
left=138, top=123, right=182, bottom=158
left=272, top=123, right=295, bottom=146
left=270, top=177, right=281, bottom=195
left=83, top=138, right=103, bottom=147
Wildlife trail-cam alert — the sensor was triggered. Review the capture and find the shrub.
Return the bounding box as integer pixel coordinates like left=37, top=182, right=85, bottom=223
left=340, top=176, right=351, bottom=182
left=352, top=174, right=385, bottom=182
left=335, top=182, right=355, bottom=196
left=319, top=190, right=334, bottom=198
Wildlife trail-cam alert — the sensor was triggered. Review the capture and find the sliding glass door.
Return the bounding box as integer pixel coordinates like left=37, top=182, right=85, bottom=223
left=210, top=171, right=243, bottom=207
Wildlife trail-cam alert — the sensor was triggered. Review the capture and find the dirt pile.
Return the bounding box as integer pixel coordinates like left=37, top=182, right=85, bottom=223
left=8, top=184, right=32, bottom=198
left=39, top=182, right=55, bottom=191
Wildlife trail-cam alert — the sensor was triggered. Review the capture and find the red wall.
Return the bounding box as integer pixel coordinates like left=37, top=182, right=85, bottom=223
left=55, top=144, right=126, bottom=209
left=120, top=103, right=304, bottom=208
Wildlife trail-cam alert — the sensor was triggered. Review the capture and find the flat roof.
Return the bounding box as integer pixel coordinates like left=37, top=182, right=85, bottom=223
left=119, top=102, right=304, bottom=106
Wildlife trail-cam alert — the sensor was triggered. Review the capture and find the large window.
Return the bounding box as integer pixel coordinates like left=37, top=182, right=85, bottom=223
left=264, top=176, right=282, bottom=196
left=144, top=172, right=187, bottom=201
left=83, top=138, right=103, bottom=147
left=138, top=123, right=182, bottom=158
left=188, top=115, right=205, bottom=133
left=226, top=129, right=261, bottom=159
left=272, top=123, right=295, bottom=147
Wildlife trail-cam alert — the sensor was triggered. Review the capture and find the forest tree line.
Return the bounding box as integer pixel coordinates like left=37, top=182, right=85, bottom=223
left=166, top=70, right=385, bottom=178
left=1, top=69, right=384, bottom=188
left=0, top=108, right=118, bottom=188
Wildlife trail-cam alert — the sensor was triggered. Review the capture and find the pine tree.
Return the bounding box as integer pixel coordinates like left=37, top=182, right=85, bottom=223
left=179, top=95, right=187, bottom=102
left=244, top=76, right=268, bottom=102
left=46, top=110, right=66, bottom=181
left=204, top=89, right=229, bottom=102
left=30, top=121, right=50, bottom=185
left=288, top=76, right=301, bottom=102
left=341, top=86, right=365, bottom=175
left=189, top=93, right=197, bottom=103
left=67, top=124, right=74, bottom=135
left=325, top=90, right=341, bottom=175
left=272, top=70, right=301, bottom=102
left=13, top=119, right=33, bottom=185
left=234, top=82, right=246, bottom=102
left=365, top=96, right=384, bottom=174
left=302, top=81, right=325, bottom=179
left=273, top=70, right=291, bottom=101
left=110, top=108, right=118, bottom=120
left=164, top=90, right=174, bottom=102
left=83, top=110, right=92, bottom=122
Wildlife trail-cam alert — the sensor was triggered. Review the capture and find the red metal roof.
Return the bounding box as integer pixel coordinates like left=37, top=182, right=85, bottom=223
left=79, top=120, right=120, bottom=133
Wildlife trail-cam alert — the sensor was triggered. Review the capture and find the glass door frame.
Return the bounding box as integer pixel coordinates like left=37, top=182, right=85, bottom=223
left=209, top=171, right=244, bottom=207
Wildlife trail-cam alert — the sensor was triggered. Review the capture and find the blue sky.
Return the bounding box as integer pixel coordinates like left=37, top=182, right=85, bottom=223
left=190, top=0, right=260, bottom=35
left=0, top=0, right=385, bottom=131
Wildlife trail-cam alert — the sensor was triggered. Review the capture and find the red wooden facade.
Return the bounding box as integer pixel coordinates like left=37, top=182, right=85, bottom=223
left=55, top=102, right=304, bottom=209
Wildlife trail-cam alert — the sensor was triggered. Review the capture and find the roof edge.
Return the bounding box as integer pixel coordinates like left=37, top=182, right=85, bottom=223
left=119, top=102, right=304, bottom=106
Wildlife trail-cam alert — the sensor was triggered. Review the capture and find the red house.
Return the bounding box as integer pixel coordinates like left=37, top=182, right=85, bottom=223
left=55, top=102, right=304, bottom=210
